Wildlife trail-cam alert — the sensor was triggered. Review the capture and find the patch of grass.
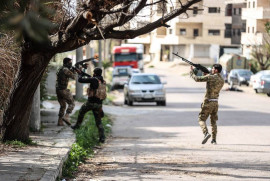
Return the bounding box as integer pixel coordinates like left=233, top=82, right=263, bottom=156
left=5, top=138, right=37, bottom=148
left=148, top=65, right=155, bottom=68
left=5, top=140, right=26, bottom=148
left=62, top=111, right=112, bottom=178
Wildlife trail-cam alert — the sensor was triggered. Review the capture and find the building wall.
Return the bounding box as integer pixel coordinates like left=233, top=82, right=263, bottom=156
left=242, top=0, right=270, bottom=58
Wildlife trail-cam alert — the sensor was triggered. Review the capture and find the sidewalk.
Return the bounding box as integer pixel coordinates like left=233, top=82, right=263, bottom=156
left=0, top=107, right=75, bottom=181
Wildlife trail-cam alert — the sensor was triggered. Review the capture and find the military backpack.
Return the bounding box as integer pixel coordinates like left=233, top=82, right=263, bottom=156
left=87, top=78, right=107, bottom=100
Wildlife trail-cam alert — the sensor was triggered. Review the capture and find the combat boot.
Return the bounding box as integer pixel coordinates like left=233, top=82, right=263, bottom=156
left=211, top=139, right=217, bottom=145
left=202, top=132, right=211, bottom=144
left=57, top=117, right=64, bottom=126
left=98, top=125, right=105, bottom=143
left=62, top=113, right=71, bottom=126
left=71, top=123, right=81, bottom=130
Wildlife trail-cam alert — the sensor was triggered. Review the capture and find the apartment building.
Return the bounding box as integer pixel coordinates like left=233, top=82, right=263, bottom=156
left=241, top=0, right=270, bottom=59
left=226, top=0, right=247, bottom=45
left=128, top=0, right=237, bottom=65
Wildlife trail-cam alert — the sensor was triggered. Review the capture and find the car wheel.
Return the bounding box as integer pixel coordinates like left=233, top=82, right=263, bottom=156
left=161, top=101, right=166, bottom=106
left=238, top=82, right=242, bottom=86
left=229, top=80, right=234, bottom=89
left=267, top=93, right=270, bottom=97
left=110, top=85, right=114, bottom=91
left=124, top=97, right=127, bottom=104
left=127, top=96, right=133, bottom=106
left=246, top=83, right=249, bottom=86
left=255, top=89, right=258, bottom=93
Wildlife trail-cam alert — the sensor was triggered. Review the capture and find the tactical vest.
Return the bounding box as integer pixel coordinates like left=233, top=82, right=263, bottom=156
left=56, top=67, right=69, bottom=90
left=87, top=78, right=107, bottom=100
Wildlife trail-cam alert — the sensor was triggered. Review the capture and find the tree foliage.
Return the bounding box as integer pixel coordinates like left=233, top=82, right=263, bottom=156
left=251, top=22, right=270, bottom=70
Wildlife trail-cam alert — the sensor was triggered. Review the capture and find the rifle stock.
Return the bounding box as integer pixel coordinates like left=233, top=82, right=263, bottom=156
left=172, top=52, right=210, bottom=74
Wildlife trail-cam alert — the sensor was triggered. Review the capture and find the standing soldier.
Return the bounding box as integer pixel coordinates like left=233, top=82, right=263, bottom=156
left=190, top=64, right=224, bottom=144
left=71, top=67, right=106, bottom=143
left=56, top=57, right=76, bottom=126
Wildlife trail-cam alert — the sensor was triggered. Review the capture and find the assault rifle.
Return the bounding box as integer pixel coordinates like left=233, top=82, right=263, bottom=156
left=72, top=56, right=99, bottom=77
left=172, top=52, right=210, bottom=74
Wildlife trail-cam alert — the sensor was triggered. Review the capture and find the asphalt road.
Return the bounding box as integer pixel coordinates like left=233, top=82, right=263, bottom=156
left=74, top=63, right=270, bottom=181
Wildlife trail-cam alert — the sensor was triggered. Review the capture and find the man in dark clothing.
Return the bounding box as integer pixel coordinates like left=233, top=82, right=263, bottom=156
left=56, top=57, right=76, bottom=126
left=71, top=67, right=106, bottom=143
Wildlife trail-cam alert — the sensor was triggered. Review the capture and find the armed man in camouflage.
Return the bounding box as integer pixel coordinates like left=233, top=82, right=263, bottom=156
left=71, top=67, right=106, bottom=143
left=190, top=64, right=224, bottom=144
left=56, top=57, right=76, bottom=126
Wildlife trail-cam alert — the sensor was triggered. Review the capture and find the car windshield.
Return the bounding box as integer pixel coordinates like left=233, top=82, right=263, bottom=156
left=238, top=71, right=252, bottom=76
left=131, top=75, right=161, bottom=84
left=114, top=53, right=138, bottom=62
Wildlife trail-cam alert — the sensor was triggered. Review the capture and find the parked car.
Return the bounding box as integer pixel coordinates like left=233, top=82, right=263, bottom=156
left=124, top=73, right=166, bottom=106
left=251, top=70, right=270, bottom=94
left=111, top=66, right=132, bottom=90
left=228, top=69, right=253, bottom=87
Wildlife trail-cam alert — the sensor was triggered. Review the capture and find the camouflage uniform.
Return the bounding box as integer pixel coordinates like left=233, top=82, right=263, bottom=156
left=190, top=71, right=224, bottom=140
left=56, top=66, right=75, bottom=118
left=72, top=74, right=105, bottom=142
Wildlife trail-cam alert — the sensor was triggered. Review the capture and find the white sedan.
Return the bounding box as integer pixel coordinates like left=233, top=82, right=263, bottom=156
left=250, top=70, right=270, bottom=93
left=124, top=73, right=166, bottom=106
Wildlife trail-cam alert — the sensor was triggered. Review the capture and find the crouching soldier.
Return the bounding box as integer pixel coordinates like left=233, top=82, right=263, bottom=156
left=71, top=68, right=107, bottom=143
left=56, top=57, right=76, bottom=126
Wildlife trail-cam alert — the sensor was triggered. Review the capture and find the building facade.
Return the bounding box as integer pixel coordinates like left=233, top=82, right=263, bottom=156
left=241, top=0, right=270, bottom=59
left=127, top=0, right=242, bottom=65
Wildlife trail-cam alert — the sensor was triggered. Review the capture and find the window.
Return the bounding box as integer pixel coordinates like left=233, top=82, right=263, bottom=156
left=234, top=8, right=236, bottom=15
left=193, top=7, right=198, bottom=15
left=193, top=29, right=199, bottom=37
left=169, top=29, right=172, bottom=34
left=238, top=29, right=241, bottom=36
left=253, top=1, right=255, bottom=8
left=208, top=7, right=220, bottom=13
left=248, top=27, right=250, bottom=33
left=248, top=2, right=250, bottom=8
left=239, top=8, right=242, bottom=15
left=208, top=30, right=220, bottom=36
left=180, top=29, right=186, bottom=35
left=226, top=4, right=232, bottom=16
left=252, top=27, right=254, bottom=33
left=233, top=29, right=236, bottom=36
left=225, top=24, right=232, bottom=38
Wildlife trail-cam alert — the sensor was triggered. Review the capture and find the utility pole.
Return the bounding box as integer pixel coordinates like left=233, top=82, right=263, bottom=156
left=75, top=47, right=84, bottom=99
left=98, top=40, right=102, bottom=68
left=30, top=84, right=40, bottom=131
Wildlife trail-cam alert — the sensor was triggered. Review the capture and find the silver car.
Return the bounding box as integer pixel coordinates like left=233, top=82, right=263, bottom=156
left=124, top=73, right=166, bottom=106
left=228, top=69, right=253, bottom=87
left=252, top=74, right=270, bottom=96
left=251, top=70, right=270, bottom=94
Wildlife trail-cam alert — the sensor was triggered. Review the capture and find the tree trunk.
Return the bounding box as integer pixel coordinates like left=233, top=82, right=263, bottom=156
left=1, top=53, right=53, bottom=142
